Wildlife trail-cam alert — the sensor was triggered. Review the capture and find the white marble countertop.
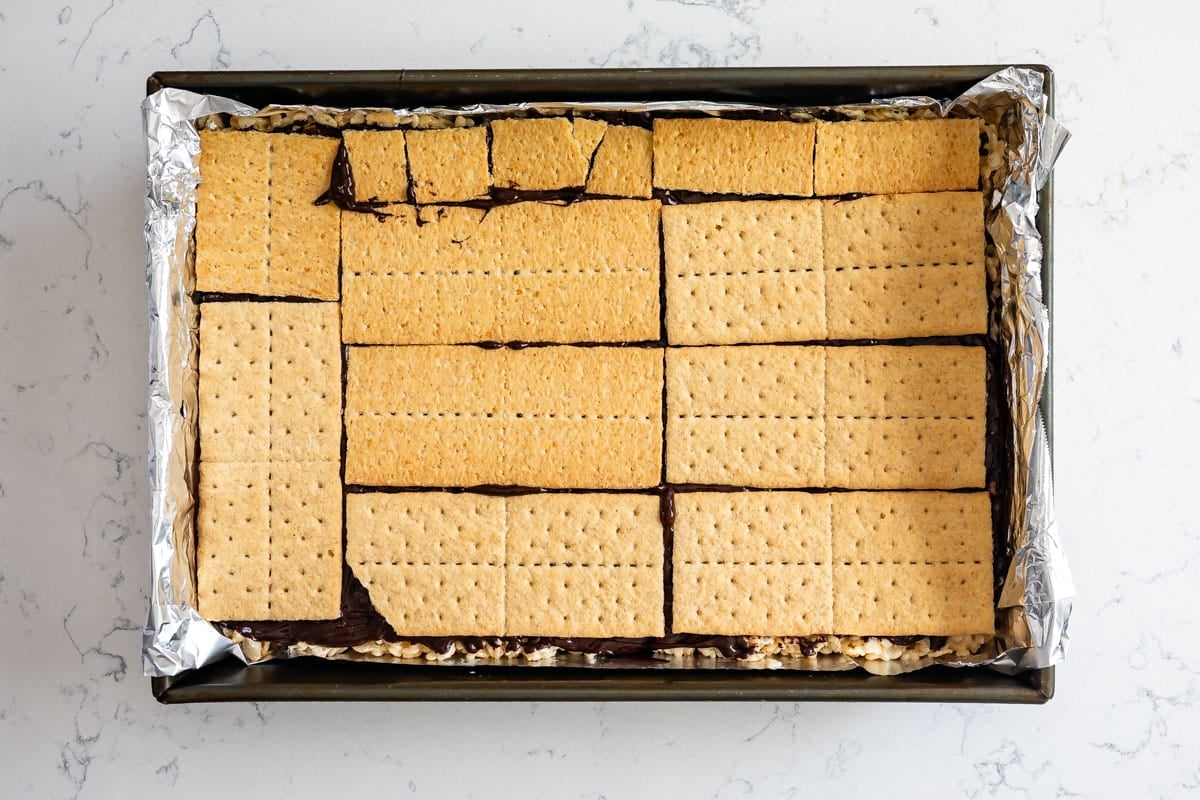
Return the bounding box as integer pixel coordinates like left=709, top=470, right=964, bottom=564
left=1, top=0, right=1196, bottom=796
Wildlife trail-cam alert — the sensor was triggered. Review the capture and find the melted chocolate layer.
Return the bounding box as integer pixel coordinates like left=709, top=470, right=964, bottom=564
left=314, top=140, right=391, bottom=220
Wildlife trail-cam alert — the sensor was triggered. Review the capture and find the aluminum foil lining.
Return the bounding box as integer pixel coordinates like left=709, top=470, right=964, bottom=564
left=142, top=68, right=1073, bottom=678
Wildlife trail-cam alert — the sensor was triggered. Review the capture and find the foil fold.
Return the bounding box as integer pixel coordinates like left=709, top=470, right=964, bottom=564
left=142, top=70, right=1072, bottom=678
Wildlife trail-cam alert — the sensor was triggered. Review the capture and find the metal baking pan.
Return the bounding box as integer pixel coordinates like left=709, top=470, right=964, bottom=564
left=147, top=66, right=1055, bottom=704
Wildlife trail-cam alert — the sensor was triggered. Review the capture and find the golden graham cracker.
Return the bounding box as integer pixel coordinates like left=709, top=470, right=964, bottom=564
left=267, top=303, right=342, bottom=461
left=342, top=129, right=409, bottom=202
left=666, top=346, right=826, bottom=486
left=824, top=345, right=986, bottom=489
left=586, top=125, right=653, bottom=198
left=346, top=493, right=663, bottom=638
left=341, top=206, right=501, bottom=344
left=506, top=493, right=662, bottom=566
left=494, top=200, right=661, bottom=343
left=345, top=345, right=663, bottom=488
left=673, top=564, right=832, bottom=636
left=663, top=201, right=824, bottom=344
left=199, top=302, right=342, bottom=464
left=572, top=118, right=608, bottom=162
left=670, top=491, right=993, bottom=637
left=505, top=494, right=663, bottom=637
left=346, top=493, right=506, bottom=636
left=671, top=491, right=832, bottom=565
left=822, top=192, right=984, bottom=269
left=195, top=130, right=270, bottom=295
left=814, top=119, right=981, bottom=196
left=664, top=193, right=985, bottom=343
left=405, top=126, right=490, bottom=203
left=830, top=491, right=992, bottom=565
left=653, top=118, right=816, bottom=196
left=195, top=131, right=340, bottom=299
left=825, top=345, right=985, bottom=418
left=666, top=345, right=985, bottom=489
left=672, top=492, right=832, bottom=635
left=196, top=460, right=342, bottom=621
left=344, top=345, right=507, bottom=487
left=825, top=261, right=987, bottom=339
left=196, top=461, right=272, bottom=620
left=268, top=135, right=341, bottom=299
left=199, top=303, right=272, bottom=463
left=490, top=117, right=605, bottom=190
left=266, top=461, right=343, bottom=619
left=196, top=302, right=342, bottom=622
left=833, top=564, right=993, bottom=636
left=824, top=416, right=985, bottom=489
left=832, top=490, right=991, bottom=637
left=500, top=346, right=664, bottom=488
left=821, top=192, right=986, bottom=339
left=341, top=200, right=661, bottom=344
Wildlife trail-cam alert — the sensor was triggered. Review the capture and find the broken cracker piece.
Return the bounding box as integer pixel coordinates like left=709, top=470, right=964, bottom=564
left=406, top=126, right=490, bottom=203
left=490, top=117, right=606, bottom=190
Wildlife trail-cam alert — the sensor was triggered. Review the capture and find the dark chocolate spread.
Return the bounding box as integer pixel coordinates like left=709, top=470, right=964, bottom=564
left=314, top=140, right=391, bottom=220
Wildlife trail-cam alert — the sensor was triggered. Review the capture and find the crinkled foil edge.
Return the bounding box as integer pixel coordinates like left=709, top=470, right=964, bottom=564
left=142, top=69, right=1072, bottom=678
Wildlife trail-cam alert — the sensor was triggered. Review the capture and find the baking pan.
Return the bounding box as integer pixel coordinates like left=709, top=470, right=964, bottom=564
left=147, top=66, right=1056, bottom=704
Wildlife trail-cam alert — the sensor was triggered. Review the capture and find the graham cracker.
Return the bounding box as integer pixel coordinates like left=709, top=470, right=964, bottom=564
left=500, top=346, right=663, bottom=488
left=199, top=302, right=341, bottom=464
left=266, top=461, right=342, bottom=619
left=663, top=201, right=824, bottom=344
left=666, top=345, right=985, bottom=489
left=671, top=491, right=832, bottom=565
left=665, top=346, right=826, bottom=486
left=490, top=117, right=605, bottom=190
left=652, top=118, right=816, bottom=196
left=266, top=303, right=342, bottom=462
left=344, top=345, right=507, bottom=487
left=825, top=416, right=986, bottom=489
left=496, top=200, right=660, bottom=342
left=345, top=346, right=663, bottom=488
left=586, top=125, right=653, bottom=198
left=345, top=492, right=662, bottom=637
left=346, top=493, right=506, bottom=636
left=268, top=135, right=341, bottom=299
left=832, top=564, right=993, bottom=635
left=342, top=130, right=409, bottom=202
left=341, top=205, right=500, bottom=344
left=822, top=192, right=984, bottom=269
left=671, top=491, right=832, bottom=635
left=572, top=118, right=608, bottom=162
left=196, top=460, right=341, bottom=621
left=405, top=126, right=490, bottom=203
left=673, top=564, right=833, bottom=636
left=825, top=261, right=987, bottom=339
left=195, top=131, right=340, bottom=299
left=195, top=130, right=270, bottom=295
left=506, top=494, right=663, bottom=637
left=196, top=461, right=271, bottom=620
left=830, top=491, right=991, bottom=565
left=199, top=303, right=272, bottom=463
left=830, top=489, right=993, bottom=636
left=822, top=192, right=986, bottom=339
left=341, top=200, right=661, bottom=344
left=814, top=119, right=981, bottom=196
left=824, top=346, right=987, bottom=489
left=669, top=491, right=993, bottom=637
